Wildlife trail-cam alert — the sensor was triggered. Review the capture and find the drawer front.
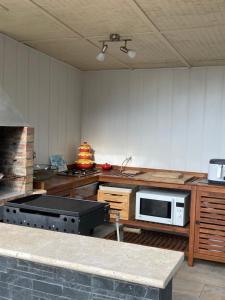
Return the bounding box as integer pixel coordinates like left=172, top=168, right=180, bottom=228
left=97, top=190, right=130, bottom=203
left=195, top=192, right=225, bottom=258
left=102, top=200, right=127, bottom=210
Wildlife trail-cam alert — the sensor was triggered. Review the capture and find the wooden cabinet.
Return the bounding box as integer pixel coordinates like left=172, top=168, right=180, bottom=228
left=34, top=176, right=99, bottom=199
left=97, top=189, right=135, bottom=220
left=49, top=187, right=75, bottom=197
left=194, top=190, right=225, bottom=263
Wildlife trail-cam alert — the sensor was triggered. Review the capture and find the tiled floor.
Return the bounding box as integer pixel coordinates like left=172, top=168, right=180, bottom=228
left=94, top=225, right=225, bottom=300
left=174, top=259, right=225, bottom=300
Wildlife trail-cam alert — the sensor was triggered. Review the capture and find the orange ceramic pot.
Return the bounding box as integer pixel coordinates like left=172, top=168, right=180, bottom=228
left=78, top=142, right=92, bottom=152
left=75, top=159, right=94, bottom=169
left=78, top=152, right=92, bottom=159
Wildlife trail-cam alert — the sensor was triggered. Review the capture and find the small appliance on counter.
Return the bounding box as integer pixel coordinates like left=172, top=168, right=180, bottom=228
left=135, top=189, right=190, bottom=226
left=208, top=159, right=225, bottom=185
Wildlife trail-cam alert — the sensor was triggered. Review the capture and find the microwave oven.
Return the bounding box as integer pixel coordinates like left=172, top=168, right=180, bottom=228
left=135, top=189, right=190, bottom=226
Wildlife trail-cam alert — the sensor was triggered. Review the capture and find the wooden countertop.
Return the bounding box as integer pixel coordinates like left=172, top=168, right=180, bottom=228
left=192, top=177, right=225, bottom=192
left=34, top=167, right=225, bottom=192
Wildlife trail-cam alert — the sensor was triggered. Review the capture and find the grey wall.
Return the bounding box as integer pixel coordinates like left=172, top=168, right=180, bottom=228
left=0, top=255, right=171, bottom=300
left=82, top=67, right=225, bottom=172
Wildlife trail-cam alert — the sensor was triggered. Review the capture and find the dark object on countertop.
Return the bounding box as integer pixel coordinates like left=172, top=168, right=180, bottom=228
left=3, top=194, right=109, bottom=235
left=34, top=164, right=57, bottom=181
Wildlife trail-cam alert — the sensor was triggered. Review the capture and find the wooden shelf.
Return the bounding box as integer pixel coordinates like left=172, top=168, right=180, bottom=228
left=110, top=218, right=190, bottom=237
left=105, top=230, right=188, bottom=253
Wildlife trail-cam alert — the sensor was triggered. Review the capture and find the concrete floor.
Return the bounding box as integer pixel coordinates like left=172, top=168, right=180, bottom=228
left=173, top=259, right=225, bottom=300
left=94, top=224, right=225, bottom=300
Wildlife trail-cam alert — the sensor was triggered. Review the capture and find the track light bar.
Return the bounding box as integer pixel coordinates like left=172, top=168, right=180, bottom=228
left=96, top=33, right=136, bottom=62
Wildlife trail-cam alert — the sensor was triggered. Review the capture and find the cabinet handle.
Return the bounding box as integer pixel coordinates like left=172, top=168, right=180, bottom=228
left=196, top=220, right=200, bottom=225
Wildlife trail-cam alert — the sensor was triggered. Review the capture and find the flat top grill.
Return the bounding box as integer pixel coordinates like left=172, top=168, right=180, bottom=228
left=6, top=195, right=107, bottom=217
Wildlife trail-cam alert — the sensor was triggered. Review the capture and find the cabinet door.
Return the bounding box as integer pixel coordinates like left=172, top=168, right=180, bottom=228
left=195, top=191, right=225, bottom=259
left=47, top=189, right=74, bottom=197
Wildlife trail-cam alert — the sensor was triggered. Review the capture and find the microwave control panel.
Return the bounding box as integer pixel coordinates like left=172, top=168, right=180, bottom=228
left=174, top=200, right=190, bottom=226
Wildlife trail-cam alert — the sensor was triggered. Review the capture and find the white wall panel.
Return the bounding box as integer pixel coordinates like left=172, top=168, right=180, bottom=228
left=201, top=68, right=224, bottom=169
left=0, top=33, right=81, bottom=164
left=186, top=67, right=206, bottom=171
left=38, top=53, right=50, bottom=164
left=16, top=44, right=29, bottom=119
left=82, top=67, right=225, bottom=172
left=170, top=69, right=189, bottom=170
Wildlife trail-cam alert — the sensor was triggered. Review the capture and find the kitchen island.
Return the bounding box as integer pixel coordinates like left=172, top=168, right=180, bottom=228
left=0, top=223, right=183, bottom=299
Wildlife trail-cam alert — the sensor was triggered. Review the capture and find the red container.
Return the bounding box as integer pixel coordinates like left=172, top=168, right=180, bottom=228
left=101, top=163, right=112, bottom=170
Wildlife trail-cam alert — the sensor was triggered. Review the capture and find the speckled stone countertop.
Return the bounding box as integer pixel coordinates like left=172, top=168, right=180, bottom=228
left=0, top=223, right=183, bottom=289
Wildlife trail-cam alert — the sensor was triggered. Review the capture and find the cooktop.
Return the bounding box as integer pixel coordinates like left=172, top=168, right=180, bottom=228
left=58, top=168, right=101, bottom=177
left=6, top=194, right=107, bottom=216
left=3, top=194, right=109, bottom=235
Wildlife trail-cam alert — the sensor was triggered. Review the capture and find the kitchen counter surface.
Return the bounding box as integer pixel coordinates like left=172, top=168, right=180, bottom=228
left=34, top=168, right=206, bottom=192
left=0, top=223, right=183, bottom=289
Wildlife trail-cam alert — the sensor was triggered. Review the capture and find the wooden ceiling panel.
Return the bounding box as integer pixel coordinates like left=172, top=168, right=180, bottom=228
left=0, top=0, right=225, bottom=70
left=129, top=61, right=184, bottom=69
left=137, top=0, right=225, bottom=31
left=32, top=0, right=152, bottom=36
left=0, top=0, right=76, bottom=41
left=26, top=38, right=127, bottom=70
left=165, top=26, right=225, bottom=65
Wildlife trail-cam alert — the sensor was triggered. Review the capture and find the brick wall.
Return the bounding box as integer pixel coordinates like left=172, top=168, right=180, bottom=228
left=0, top=255, right=172, bottom=300
left=0, top=126, right=34, bottom=195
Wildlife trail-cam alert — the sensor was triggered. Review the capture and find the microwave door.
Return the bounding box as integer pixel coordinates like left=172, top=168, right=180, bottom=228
left=138, top=198, right=173, bottom=224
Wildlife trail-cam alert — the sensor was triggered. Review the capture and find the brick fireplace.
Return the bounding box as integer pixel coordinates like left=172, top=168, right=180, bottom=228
left=0, top=126, right=34, bottom=202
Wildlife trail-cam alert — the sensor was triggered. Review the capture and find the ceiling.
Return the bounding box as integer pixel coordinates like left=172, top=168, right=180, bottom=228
left=0, top=0, right=225, bottom=70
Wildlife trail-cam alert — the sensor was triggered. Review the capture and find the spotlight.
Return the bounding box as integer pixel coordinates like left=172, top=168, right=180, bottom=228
left=127, top=49, right=136, bottom=59
left=96, top=52, right=106, bottom=62
left=96, top=42, right=108, bottom=62
left=120, top=41, right=136, bottom=59
left=120, top=45, right=128, bottom=54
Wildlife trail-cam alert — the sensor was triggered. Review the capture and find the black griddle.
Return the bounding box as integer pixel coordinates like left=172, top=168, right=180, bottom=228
left=3, top=194, right=109, bottom=235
